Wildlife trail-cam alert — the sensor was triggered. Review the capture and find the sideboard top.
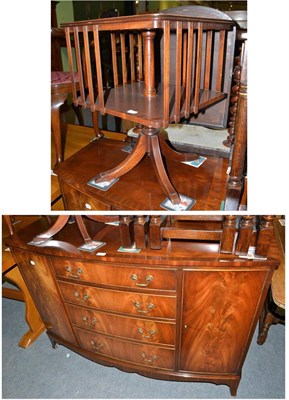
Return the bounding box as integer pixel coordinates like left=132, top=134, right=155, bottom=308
left=5, top=217, right=280, bottom=269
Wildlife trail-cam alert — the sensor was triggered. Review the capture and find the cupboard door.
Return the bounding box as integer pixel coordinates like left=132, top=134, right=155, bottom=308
left=180, top=270, right=269, bottom=373
left=13, top=250, right=77, bottom=345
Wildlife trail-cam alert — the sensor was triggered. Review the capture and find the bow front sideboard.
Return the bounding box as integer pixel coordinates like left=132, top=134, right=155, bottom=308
left=6, top=215, right=279, bottom=396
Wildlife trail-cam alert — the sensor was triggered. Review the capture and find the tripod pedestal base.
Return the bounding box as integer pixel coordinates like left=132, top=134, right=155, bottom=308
left=90, top=127, right=199, bottom=206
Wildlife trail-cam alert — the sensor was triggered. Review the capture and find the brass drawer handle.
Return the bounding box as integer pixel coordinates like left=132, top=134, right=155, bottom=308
left=131, top=274, right=154, bottom=287
left=138, top=327, right=156, bottom=339
left=73, top=291, right=90, bottom=302
left=140, top=352, right=158, bottom=364
left=90, top=340, right=104, bottom=352
left=65, top=266, right=83, bottom=279
left=133, top=301, right=155, bottom=314
left=82, top=315, right=97, bottom=327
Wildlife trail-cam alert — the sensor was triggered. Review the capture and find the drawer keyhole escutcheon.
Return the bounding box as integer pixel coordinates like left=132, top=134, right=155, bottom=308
left=90, top=340, right=104, bottom=352
left=141, top=352, right=158, bottom=364
left=65, top=265, right=83, bottom=279
left=82, top=315, right=97, bottom=326
left=131, top=274, right=154, bottom=287
left=138, top=327, right=156, bottom=339
left=133, top=301, right=155, bottom=314
left=73, top=291, right=90, bottom=302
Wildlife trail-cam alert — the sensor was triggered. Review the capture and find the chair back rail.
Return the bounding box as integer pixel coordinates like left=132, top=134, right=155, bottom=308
left=149, top=215, right=277, bottom=256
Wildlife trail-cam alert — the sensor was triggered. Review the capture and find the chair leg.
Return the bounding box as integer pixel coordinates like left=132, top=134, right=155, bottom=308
left=257, top=311, right=276, bottom=345
left=51, top=92, right=69, bottom=165
left=72, top=103, right=84, bottom=126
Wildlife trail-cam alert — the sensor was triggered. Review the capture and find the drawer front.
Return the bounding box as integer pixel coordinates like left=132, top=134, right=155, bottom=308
left=58, top=281, right=176, bottom=319
left=60, top=180, right=111, bottom=211
left=51, top=258, right=176, bottom=291
left=75, top=328, right=175, bottom=370
left=67, top=304, right=175, bottom=346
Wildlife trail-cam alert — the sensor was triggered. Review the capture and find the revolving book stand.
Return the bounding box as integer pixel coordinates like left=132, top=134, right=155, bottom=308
left=62, top=9, right=236, bottom=210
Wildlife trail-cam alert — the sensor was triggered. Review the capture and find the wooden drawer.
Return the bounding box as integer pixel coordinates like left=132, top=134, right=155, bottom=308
left=51, top=258, right=176, bottom=291
left=58, top=281, right=176, bottom=319
left=67, top=304, right=175, bottom=346
left=75, top=327, right=175, bottom=370
left=60, top=180, right=111, bottom=211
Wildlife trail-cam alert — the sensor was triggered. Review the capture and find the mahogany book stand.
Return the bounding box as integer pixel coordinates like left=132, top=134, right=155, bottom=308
left=62, top=10, right=236, bottom=210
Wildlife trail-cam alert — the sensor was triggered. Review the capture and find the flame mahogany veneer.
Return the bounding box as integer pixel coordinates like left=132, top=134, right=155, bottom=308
left=6, top=217, right=278, bottom=396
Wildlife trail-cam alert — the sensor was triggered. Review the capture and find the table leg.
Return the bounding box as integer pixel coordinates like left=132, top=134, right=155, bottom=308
left=4, top=266, right=45, bottom=348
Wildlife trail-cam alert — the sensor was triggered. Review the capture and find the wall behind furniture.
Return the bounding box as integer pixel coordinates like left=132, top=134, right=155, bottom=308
left=55, top=1, right=74, bottom=71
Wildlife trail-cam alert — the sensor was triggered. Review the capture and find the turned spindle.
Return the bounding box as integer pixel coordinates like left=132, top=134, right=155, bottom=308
left=255, top=216, right=275, bottom=257
left=235, top=215, right=254, bottom=255
left=119, top=216, right=135, bottom=248
left=220, top=215, right=237, bottom=254
left=142, top=30, right=156, bottom=97
left=134, top=216, right=149, bottom=249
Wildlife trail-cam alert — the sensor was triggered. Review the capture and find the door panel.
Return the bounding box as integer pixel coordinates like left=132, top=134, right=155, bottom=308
left=180, top=270, right=268, bottom=373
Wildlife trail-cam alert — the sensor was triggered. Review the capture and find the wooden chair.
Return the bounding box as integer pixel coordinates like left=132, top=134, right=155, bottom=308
left=148, top=215, right=278, bottom=257
left=2, top=216, right=46, bottom=348
left=149, top=215, right=236, bottom=250
left=51, top=29, right=103, bottom=166
left=62, top=10, right=238, bottom=210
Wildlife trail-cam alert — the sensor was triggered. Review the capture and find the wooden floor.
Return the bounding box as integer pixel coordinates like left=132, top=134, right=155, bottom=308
left=51, top=124, right=126, bottom=210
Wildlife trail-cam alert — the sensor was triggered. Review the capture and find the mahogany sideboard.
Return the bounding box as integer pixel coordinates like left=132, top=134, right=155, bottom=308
left=6, top=216, right=279, bottom=396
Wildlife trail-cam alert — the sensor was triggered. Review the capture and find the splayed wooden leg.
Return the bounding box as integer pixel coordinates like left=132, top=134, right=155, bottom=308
left=149, top=132, right=181, bottom=205
left=91, top=133, right=147, bottom=184
left=159, top=134, right=200, bottom=162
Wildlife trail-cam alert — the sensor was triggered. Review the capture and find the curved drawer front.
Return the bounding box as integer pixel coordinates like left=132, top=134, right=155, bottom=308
left=75, top=327, right=175, bottom=370
left=60, top=181, right=111, bottom=210
left=58, top=281, right=176, bottom=319
left=67, top=304, right=175, bottom=346
left=51, top=257, right=176, bottom=291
